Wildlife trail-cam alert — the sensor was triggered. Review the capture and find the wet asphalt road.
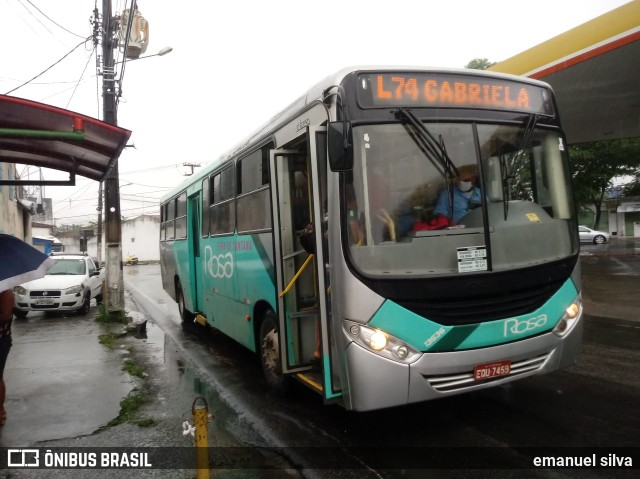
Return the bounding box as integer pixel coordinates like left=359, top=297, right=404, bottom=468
left=1, top=238, right=638, bottom=478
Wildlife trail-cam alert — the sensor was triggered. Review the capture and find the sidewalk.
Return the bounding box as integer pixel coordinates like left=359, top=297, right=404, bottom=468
left=0, top=304, right=133, bottom=447
left=0, top=292, right=203, bottom=478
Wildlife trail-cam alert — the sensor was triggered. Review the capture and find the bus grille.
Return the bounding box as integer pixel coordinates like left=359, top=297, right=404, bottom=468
left=423, top=353, right=549, bottom=393
left=397, top=279, right=562, bottom=325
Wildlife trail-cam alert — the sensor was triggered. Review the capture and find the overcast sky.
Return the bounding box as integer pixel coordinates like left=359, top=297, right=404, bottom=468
left=0, top=0, right=632, bottom=226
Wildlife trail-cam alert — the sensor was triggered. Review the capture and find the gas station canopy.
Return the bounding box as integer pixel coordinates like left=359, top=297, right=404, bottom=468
left=489, top=1, right=640, bottom=145
left=0, top=95, right=131, bottom=185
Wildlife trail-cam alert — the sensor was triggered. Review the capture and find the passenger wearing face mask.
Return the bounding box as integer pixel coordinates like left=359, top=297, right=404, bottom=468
left=431, top=164, right=482, bottom=226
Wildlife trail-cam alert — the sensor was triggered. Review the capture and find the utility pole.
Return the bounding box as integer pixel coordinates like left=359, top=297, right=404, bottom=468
left=101, top=0, right=124, bottom=313
left=96, top=182, right=102, bottom=265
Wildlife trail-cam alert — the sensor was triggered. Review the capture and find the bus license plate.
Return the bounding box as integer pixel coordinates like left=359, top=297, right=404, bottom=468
left=474, top=360, right=511, bottom=381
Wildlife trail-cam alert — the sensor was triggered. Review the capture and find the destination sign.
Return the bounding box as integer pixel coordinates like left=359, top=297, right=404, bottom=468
left=358, top=72, right=554, bottom=115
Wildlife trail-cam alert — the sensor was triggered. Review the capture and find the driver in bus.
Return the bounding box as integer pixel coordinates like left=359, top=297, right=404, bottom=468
left=433, top=164, right=481, bottom=225
left=415, top=164, right=481, bottom=230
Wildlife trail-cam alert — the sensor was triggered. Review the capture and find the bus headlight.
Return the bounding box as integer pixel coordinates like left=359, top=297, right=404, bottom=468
left=344, top=320, right=421, bottom=364
left=369, top=330, right=388, bottom=351
left=553, top=294, right=582, bottom=337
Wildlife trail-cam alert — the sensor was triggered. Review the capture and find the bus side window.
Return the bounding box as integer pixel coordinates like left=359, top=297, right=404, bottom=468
left=167, top=199, right=175, bottom=240
left=210, top=173, right=221, bottom=234
left=261, top=148, right=270, bottom=186
left=210, top=166, right=235, bottom=235
left=175, top=192, right=187, bottom=239
left=209, top=173, right=219, bottom=235
left=160, top=203, right=166, bottom=240
left=201, top=177, right=210, bottom=237
left=237, top=147, right=272, bottom=233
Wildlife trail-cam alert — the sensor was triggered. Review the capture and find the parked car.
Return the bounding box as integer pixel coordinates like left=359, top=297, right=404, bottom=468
left=13, top=253, right=105, bottom=318
left=578, top=225, right=610, bottom=244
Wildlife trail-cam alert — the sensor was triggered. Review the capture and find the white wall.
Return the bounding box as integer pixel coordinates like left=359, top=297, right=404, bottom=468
left=121, top=215, right=160, bottom=262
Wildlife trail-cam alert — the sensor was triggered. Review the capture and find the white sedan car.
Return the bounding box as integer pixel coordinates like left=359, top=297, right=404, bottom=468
left=13, top=253, right=105, bottom=318
left=578, top=225, right=610, bottom=244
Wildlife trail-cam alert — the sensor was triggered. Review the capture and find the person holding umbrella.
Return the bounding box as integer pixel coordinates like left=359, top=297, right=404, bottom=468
left=0, top=234, right=55, bottom=426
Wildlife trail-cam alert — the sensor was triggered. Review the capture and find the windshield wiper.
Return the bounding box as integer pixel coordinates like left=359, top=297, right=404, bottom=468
left=514, top=114, right=538, bottom=162
left=501, top=114, right=539, bottom=221
left=500, top=154, right=510, bottom=221
left=395, top=108, right=460, bottom=218
left=396, top=108, right=458, bottom=179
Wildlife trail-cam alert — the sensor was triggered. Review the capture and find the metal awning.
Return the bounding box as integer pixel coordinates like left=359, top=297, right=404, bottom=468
left=617, top=204, right=640, bottom=213
left=0, top=95, right=131, bottom=185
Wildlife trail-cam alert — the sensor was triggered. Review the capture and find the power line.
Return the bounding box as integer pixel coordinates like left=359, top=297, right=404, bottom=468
left=66, top=46, right=96, bottom=108
left=119, top=181, right=172, bottom=190
left=5, top=37, right=91, bottom=95
left=16, top=0, right=54, bottom=36
left=53, top=205, right=159, bottom=222
left=23, top=0, right=87, bottom=39
left=120, top=196, right=162, bottom=203
left=0, top=76, right=95, bottom=86
left=119, top=163, right=205, bottom=175
left=7, top=0, right=40, bottom=36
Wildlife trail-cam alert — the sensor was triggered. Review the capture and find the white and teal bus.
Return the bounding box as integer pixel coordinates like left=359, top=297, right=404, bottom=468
left=160, top=67, right=583, bottom=411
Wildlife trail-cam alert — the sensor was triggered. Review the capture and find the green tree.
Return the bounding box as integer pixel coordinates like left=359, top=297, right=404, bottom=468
left=623, top=176, right=640, bottom=196
left=568, top=138, right=640, bottom=229
left=465, top=58, right=496, bottom=70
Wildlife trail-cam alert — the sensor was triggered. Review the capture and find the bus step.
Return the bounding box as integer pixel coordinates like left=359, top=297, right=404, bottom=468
left=296, top=372, right=323, bottom=392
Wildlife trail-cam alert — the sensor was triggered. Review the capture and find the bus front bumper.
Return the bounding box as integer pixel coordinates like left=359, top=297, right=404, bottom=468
left=343, top=316, right=583, bottom=412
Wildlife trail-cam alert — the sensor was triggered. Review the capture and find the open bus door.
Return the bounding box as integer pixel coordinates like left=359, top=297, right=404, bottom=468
left=188, top=193, right=206, bottom=321
left=269, top=127, right=342, bottom=403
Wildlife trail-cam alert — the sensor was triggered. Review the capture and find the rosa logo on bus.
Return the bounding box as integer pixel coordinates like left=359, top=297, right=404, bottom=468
left=204, top=246, right=234, bottom=279
left=503, top=314, right=548, bottom=337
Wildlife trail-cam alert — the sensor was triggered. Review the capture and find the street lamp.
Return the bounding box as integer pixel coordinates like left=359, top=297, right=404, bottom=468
left=151, top=46, right=173, bottom=57
left=116, top=47, right=173, bottom=64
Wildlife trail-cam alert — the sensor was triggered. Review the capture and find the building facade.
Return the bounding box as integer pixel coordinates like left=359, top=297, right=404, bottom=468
left=0, top=162, right=34, bottom=240
left=607, top=196, right=640, bottom=237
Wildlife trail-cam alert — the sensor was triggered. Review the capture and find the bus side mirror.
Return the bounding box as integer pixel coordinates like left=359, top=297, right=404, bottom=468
left=328, top=121, right=353, bottom=171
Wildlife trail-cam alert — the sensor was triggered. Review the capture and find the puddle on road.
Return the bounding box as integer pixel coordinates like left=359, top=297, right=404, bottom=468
left=134, top=320, right=220, bottom=406
left=129, top=319, right=301, bottom=473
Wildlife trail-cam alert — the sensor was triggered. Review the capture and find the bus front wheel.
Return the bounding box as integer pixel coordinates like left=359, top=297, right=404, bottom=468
left=259, top=311, right=287, bottom=391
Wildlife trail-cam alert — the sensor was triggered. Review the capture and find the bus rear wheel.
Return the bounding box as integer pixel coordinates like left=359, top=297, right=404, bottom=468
left=259, top=311, right=287, bottom=391
left=176, top=281, right=194, bottom=324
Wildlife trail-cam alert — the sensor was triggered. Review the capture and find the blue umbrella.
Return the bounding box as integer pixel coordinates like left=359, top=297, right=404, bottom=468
left=0, top=234, right=55, bottom=291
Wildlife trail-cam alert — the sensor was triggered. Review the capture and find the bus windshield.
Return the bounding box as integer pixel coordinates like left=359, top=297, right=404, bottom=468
left=344, top=121, right=578, bottom=276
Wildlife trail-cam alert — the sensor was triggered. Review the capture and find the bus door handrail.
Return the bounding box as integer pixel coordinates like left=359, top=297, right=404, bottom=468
left=376, top=209, right=396, bottom=242
left=279, top=253, right=314, bottom=298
